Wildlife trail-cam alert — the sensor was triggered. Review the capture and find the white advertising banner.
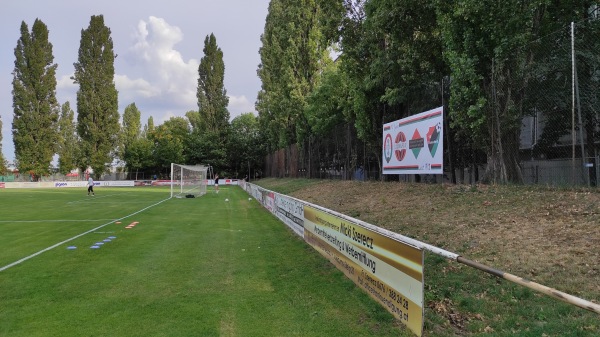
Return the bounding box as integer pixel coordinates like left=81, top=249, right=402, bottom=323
left=382, top=106, right=444, bottom=175
left=54, top=181, right=135, bottom=188
left=274, top=194, right=304, bottom=237
left=4, top=181, right=135, bottom=188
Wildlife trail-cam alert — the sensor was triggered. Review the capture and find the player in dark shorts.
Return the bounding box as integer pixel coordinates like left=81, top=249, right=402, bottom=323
left=87, top=177, right=95, bottom=196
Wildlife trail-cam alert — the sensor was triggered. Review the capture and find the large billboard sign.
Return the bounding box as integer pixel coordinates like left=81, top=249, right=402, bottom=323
left=382, top=106, right=444, bottom=175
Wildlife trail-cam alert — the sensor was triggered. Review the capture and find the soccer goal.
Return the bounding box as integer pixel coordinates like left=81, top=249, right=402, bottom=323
left=170, top=163, right=209, bottom=198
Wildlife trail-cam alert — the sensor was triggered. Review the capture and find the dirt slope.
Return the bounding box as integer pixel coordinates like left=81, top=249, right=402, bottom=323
left=284, top=180, right=600, bottom=300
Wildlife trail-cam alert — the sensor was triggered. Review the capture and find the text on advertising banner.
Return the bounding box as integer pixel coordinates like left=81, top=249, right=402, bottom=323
left=304, top=205, right=424, bottom=336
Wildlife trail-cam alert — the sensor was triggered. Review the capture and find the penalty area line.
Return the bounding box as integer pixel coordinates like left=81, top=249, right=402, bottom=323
left=0, top=197, right=170, bottom=273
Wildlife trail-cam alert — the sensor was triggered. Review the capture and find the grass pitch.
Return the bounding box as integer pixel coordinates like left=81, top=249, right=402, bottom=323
left=0, top=186, right=407, bottom=337
left=256, top=178, right=600, bottom=337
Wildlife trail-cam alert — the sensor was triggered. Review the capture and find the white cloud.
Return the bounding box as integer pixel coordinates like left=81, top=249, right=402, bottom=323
left=56, top=74, right=77, bottom=90
left=115, top=74, right=160, bottom=99
left=56, top=74, right=77, bottom=109
left=228, top=95, right=256, bottom=119
left=124, top=17, right=258, bottom=122
left=126, top=16, right=198, bottom=110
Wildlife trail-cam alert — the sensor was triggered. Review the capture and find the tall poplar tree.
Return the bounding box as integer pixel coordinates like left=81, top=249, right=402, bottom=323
left=72, top=15, right=119, bottom=178
left=257, top=0, right=337, bottom=150
left=12, top=19, right=59, bottom=180
left=193, top=33, right=229, bottom=171
left=197, top=33, right=229, bottom=133
left=0, top=116, right=6, bottom=174
left=57, top=101, right=79, bottom=175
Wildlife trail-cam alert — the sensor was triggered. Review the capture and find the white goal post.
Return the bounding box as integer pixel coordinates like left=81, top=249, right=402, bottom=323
left=170, top=163, right=209, bottom=198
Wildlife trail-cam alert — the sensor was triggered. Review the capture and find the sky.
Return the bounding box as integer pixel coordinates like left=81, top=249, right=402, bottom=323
left=0, top=0, right=270, bottom=164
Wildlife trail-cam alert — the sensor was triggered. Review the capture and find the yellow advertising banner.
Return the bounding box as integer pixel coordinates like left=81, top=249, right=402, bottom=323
left=304, top=205, right=424, bottom=336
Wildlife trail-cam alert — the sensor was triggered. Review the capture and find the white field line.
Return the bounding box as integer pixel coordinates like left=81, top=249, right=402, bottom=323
left=0, top=197, right=171, bottom=273
left=0, top=219, right=117, bottom=223
left=66, top=194, right=124, bottom=204
left=69, top=202, right=155, bottom=205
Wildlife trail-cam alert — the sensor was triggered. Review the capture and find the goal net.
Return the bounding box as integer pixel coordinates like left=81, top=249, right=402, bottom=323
left=170, top=163, right=209, bottom=198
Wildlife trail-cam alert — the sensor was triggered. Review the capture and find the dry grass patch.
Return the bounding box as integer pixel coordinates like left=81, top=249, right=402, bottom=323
left=287, top=181, right=600, bottom=300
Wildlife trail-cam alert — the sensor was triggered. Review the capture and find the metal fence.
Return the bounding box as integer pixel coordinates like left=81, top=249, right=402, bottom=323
left=511, top=19, right=600, bottom=187
left=263, top=123, right=382, bottom=181
left=264, top=19, right=600, bottom=187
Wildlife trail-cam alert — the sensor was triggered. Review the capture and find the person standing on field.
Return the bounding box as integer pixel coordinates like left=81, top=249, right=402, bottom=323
left=87, top=176, right=95, bottom=196
left=214, top=174, right=219, bottom=194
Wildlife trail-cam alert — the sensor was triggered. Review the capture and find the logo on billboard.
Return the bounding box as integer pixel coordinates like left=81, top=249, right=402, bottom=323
left=394, top=132, right=407, bottom=161
left=383, top=133, right=393, bottom=163
left=427, top=122, right=442, bottom=157
left=410, top=129, right=424, bottom=159
left=55, top=182, right=68, bottom=187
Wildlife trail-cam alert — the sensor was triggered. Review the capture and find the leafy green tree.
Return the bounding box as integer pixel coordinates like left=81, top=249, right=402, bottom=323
left=161, top=117, right=190, bottom=144
left=72, top=15, right=119, bottom=179
left=228, top=113, right=266, bottom=178
left=435, top=0, right=558, bottom=183
left=149, top=117, right=189, bottom=172
left=125, top=137, right=154, bottom=180
left=125, top=116, right=156, bottom=178
left=305, top=61, right=349, bottom=137
left=334, top=0, right=449, bottom=177
left=12, top=19, right=59, bottom=180
left=143, top=116, right=155, bottom=137
left=364, top=0, right=446, bottom=113
left=57, top=101, right=79, bottom=175
left=153, top=133, right=184, bottom=174
left=185, top=110, right=201, bottom=131
left=120, top=102, right=141, bottom=162
left=186, top=130, right=228, bottom=171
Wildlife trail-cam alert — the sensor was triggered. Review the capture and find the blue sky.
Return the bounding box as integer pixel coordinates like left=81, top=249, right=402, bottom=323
left=0, top=0, right=270, bottom=164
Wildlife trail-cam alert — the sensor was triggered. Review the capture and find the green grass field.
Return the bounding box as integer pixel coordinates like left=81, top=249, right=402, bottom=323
left=0, top=186, right=408, bottom=337
left=255, top=179, right=600, bottom=337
